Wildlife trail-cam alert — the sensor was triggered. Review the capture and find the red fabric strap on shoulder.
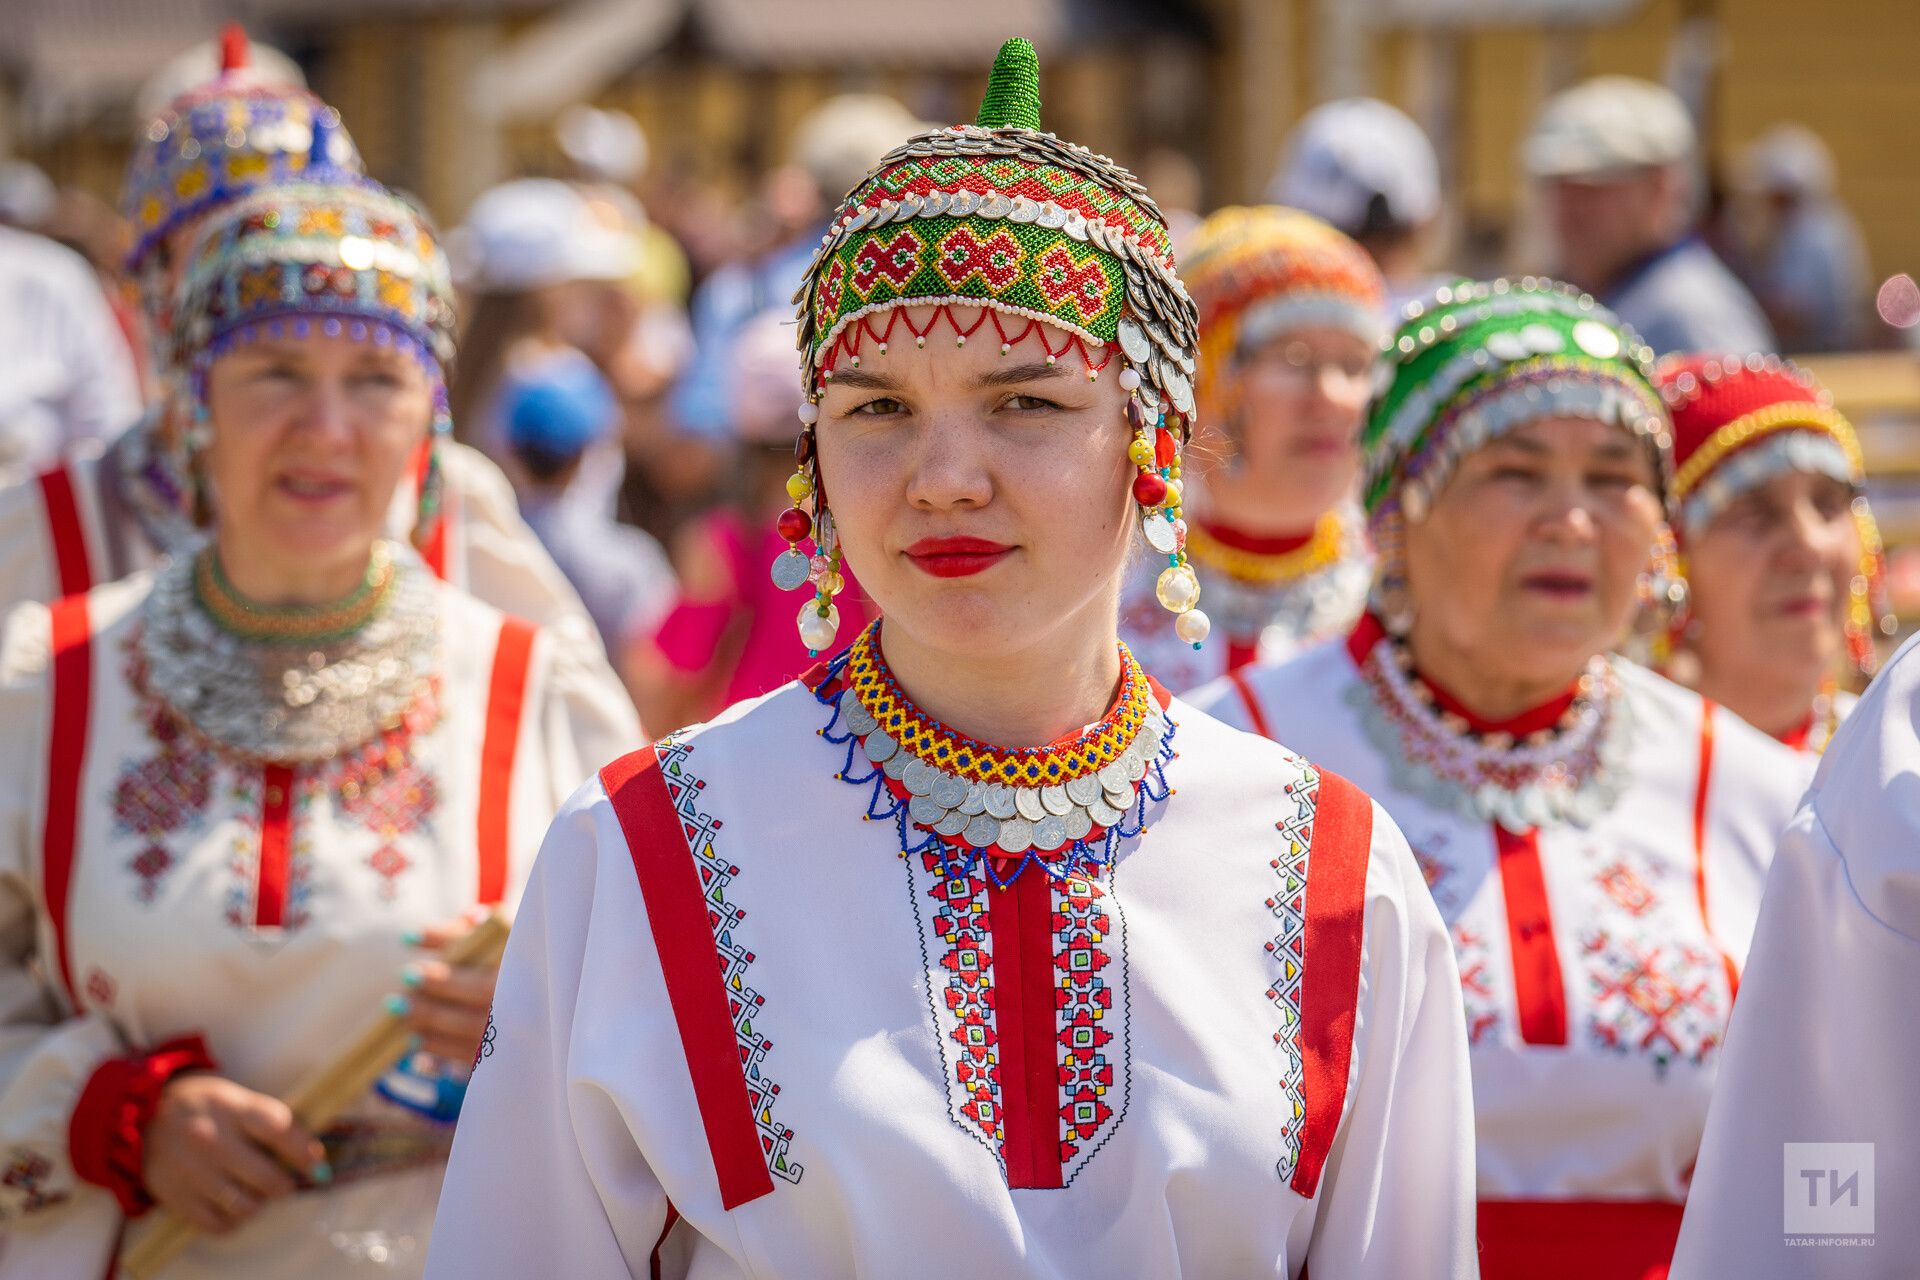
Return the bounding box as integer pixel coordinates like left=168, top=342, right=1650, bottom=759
left=1228, top=667, right=1274, bottom=740
left=476, top=617, right=537, bottom=907
left=37, top=464, right=94, bottom=598
left=43, top=595, right=92, bottom=1008
left=600, top=747, right=775, bottom=1210
left=1290, top=766, right=1373, bottom=1198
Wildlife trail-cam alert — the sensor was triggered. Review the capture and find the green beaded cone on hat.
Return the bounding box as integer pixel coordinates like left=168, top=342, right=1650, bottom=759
left=976, top=37, right=1043, bottom=130
left=792, top=35, right=1202, bottom=424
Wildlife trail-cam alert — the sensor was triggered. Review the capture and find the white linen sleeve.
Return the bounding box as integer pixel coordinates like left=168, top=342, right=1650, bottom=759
left=1302, top=801, right=1477, bottom=1280
left=1671, top=801, right=1919, bottom=1277
left=536, top=625, right=645, bottom=808
left=0, top=600, right=128, bottom=1228
left=442, top=443, right=602, bottom=648
left=426, top=781, right=668, bottom=1278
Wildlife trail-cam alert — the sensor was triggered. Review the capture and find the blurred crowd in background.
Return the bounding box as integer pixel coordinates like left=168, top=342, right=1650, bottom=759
left=4, top=4, right=1919, bottom=734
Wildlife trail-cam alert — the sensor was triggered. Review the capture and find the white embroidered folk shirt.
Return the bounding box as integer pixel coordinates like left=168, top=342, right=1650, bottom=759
left=0, top=570, right=641, bottom=1279
left=1195, top=620, right=1810, bottom=1273
left=426, top=658, right=1478, bottom=1279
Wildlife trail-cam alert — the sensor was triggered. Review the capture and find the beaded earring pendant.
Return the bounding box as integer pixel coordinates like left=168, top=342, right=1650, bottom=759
left=1123, top=363, right=1209, bottom=648
left=774, top=398, right=848, bottom=655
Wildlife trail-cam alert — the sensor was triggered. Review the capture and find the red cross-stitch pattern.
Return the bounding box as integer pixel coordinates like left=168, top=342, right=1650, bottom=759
left=1053, top=875, right=1117, bottom=1166
left=1453, top=924, right=1502, bottom=1046
left=850, top=227, right=925, bottom=298
left=937, top=223, right=1025, bottom=293
left=1583, top=930, right=1727, bottom=1075
left=925, top=853, right=1004, bottom=1147
left=1594, top=861, right=1658, bottom=917
left=1035, top=244, right=1113, bottom=323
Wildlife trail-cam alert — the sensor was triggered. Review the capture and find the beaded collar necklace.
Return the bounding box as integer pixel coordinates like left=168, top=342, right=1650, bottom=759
left=1345, top=617, right=1630, bottom=829
left=194, top=541, right=397, bottom=645
left=814, top=620, right=1175, bottom=886
left=139, top=537, right=437, bottom=763
left=1183, top=511, right=1344, bottom=586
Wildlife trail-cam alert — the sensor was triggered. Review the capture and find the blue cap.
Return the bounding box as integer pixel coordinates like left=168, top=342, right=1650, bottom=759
left=503, top=356, right=618, bottom=460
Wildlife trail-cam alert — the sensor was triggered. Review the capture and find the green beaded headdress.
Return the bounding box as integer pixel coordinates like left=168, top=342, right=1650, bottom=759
left=1361, top=277, right=1671, bottom=531
left=793, top=37, right=1199, bottom=425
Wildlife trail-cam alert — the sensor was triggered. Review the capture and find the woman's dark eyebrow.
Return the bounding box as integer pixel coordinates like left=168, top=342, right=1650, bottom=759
left=824, top=368, right=899, bottom=391
left=981, top=361, right=1066, bottom=388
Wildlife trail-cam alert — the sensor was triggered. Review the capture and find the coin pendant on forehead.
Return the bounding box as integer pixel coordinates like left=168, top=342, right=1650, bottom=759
left=771, top=549, right=811, bottom=592
left=1065, top=774, right=1103, bottom=807
left=931, top=774, right=969, bottom=809
left=1031, top=814, right=1069, bottom=851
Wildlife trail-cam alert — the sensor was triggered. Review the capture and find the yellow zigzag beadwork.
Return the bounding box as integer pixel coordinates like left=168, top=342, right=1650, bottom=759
left=845, top=626, right=1152, bottom=787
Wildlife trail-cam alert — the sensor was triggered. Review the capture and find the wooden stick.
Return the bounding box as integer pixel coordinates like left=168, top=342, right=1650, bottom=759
left=121, top=914, right=509, bottom=1279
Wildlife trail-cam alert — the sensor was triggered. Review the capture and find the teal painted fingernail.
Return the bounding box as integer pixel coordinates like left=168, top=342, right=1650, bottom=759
left=400, top=964, right=423, bottom=988
left=310, top=1160, right=333, bottom=1185
left=384, top=994, right=411, bottom=1017
left=400, top=929, right=423, bottom=947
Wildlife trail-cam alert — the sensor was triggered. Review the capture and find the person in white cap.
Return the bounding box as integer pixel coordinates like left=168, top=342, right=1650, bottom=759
left=1731, top=124, right=1869, bottom=352
left=1524, top=76, right=1774, bottom=356
left=1270, top=98, right=1451, bottom=316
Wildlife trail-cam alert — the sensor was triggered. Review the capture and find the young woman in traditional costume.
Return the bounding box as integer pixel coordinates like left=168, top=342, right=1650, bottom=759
left=1197, top=279, right=1810, bottom=1279
left=427, top=40, right=1475, bottom=1280
left=0, top=29, right=599, bottom=649
left=1653, top=354, right=1893, bottom=752
left=1119, top=206, right=1382, bottom=692
left=0, top=178, right=639, bottom=1278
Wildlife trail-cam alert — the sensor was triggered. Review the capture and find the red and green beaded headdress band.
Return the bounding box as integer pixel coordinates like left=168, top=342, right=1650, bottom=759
left=792, top=37, right=1199, bottom=426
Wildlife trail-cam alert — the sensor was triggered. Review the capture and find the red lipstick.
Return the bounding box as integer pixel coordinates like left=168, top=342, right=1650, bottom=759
left=904, top=536, right=1014, bottom=578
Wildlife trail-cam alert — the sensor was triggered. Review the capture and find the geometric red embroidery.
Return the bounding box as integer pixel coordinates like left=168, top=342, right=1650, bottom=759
left=1594, top=861, right=1657, bottom=917
left=2, top=1147, right=69, bottom=1213
left=1582, top=929, right=1727, bottom=1077
left=851, top=227, right=924, bottom=297
left=111, top=705, right=213, bottom=905
left=1452, top=923, right=1501, bottom=1046
left=1053, top=873, right=1117, bottom=1169
left=337, top=746, right=435, bottom=902
left=937, top=223, right=1024, bottom=294
left=921, top=851, right=1003, bottom=1152
left=1035, top=244, right=1111, bottom=323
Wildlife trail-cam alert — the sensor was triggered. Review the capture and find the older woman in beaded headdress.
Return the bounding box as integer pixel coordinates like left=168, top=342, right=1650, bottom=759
left=1653, top=354, right=1893, bottom=753
left=0, top=26, right=602, bottom=659
left=0, top=177, right=638, bottom=1278
left=1198, top=278, right=1811, bottom=1280
left=1119, top=206, right=1385, bottom=692
left=428, top=38, right=1474, bottom=1280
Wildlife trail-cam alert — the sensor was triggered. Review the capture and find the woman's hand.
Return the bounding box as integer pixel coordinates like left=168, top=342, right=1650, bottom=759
left=396, top=914, right=502, bottom=1061
left=143, top=1074, right=327, bottom=1233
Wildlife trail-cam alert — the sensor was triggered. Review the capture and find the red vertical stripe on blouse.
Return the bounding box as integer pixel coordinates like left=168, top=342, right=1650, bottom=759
left=601, top=747, right=775, bottom=1210
left=36, top=464, right=94, bottom=598
left=1690, top=701, right=1740, bottom=1000
left=42, top=595, right=92, bottom=1007
left=985, top=870, right=1065, bottom=1190
left=476, top=618, right=536, bottom=907
left=254, top=764, right=296, bottom=928
left=1290, top=768, right=1374, bottom=1198
left=1494, top=823, right=1568, bottom=1046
